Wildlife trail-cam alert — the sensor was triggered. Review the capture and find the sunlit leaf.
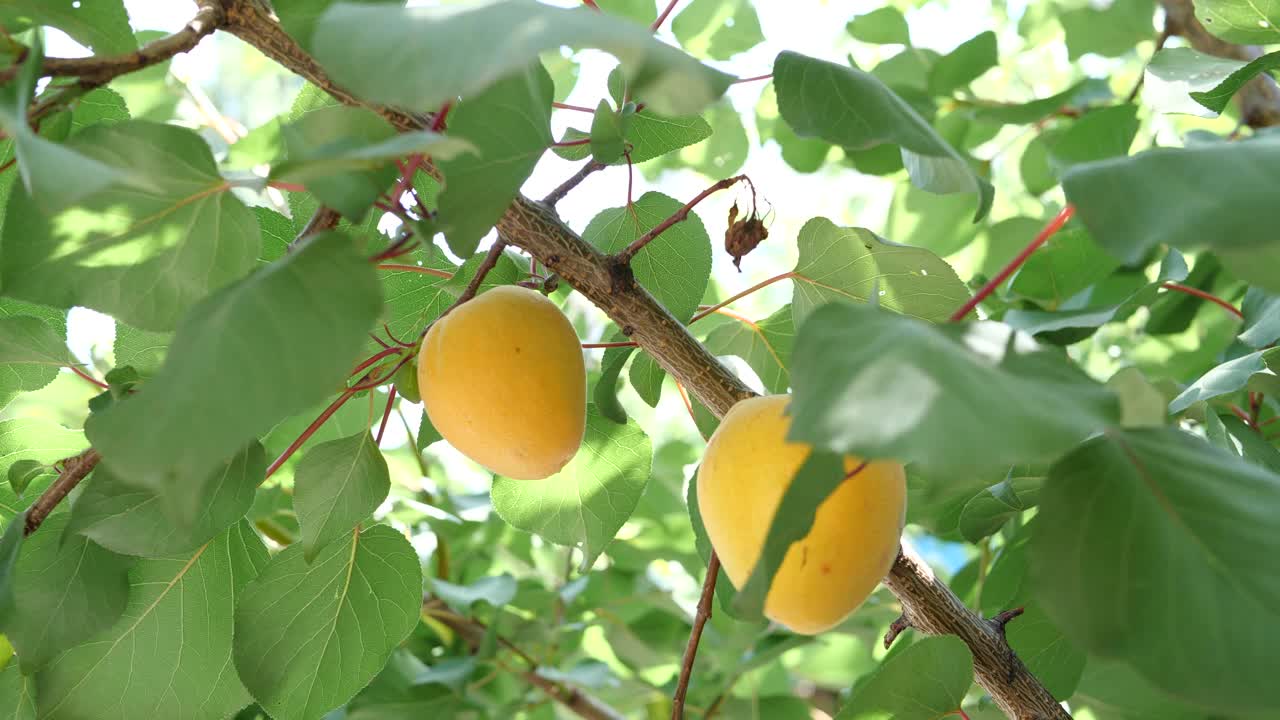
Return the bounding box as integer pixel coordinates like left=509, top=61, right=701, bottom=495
left=312, top=1, right=732, bottom=116
left=492, top=406, right=651, bottom=570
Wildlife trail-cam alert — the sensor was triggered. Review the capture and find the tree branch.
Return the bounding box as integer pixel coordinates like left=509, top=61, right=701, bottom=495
left=203, top=5, right=1069, bottom=716
left=1159, top=0, right=1280, bottom=128
left=884, top=547, right=1068, bottom=719
left=424, top=599, right=625, bottom=720
left=24, top=449, right=100, bottom=535
left=39, top=1, right=223, bottom=84
left=671, top=552, right=719, bottom=719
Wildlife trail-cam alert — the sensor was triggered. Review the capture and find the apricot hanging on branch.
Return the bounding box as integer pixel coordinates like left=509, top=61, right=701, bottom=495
left=697, top=394, right=906, bottom=634
left=418, top=285, right=586, bottom=480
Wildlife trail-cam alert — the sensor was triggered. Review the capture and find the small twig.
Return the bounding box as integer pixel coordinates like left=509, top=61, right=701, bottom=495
left=990, top=607, right=1025, bottom=637
left=265, top=388, right=357, bottom=478
left=732, top=73, right=773, bottom=84
left=374, top=388, right=397, bottom=444
left=651, top=0, right=682, bottom=31
left=1159, top=282, right=1244, bottom=320
left=37, top=1, right=223, bottom=83
left=553, top=137, right=592, bottom=148
left=671, top=552, right=720, bottom=719
left=449, top=240, right=508, bottom=309
left=618, top=175, right=748, bottom=263
left=350, top=346, right=404, bottom=378
left=1229, top=403, right=1256, bottom=427
left=430, top=101, right=452, bottom=132
left=582, top=0, right=601, bottom=8
left=69, top=365, right=109, bottom=390
left=553, top=102, right=596, bottom=113
left=950, top=205, right=1075, bottom=321
left=1125, top=27, right=1171, bottom=104
left=24, top=449, right=100, bottom=535
left=884, top=613, right=912, bottom=648
left=543, top=161, right=605, bottom=207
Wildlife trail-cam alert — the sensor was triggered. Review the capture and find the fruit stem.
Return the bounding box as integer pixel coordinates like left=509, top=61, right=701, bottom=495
left=618, top=175, right=749, bottom=263
left=949, top=205, right=1075, bottom=322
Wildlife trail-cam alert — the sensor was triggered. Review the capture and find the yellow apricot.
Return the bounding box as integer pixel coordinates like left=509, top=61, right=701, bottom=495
left=419, top=285, right=586, bottom=480
left=697, top=394, right=906, bottom=634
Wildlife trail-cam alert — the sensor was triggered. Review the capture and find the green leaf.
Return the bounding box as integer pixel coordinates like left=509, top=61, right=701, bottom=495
left=0, top=512, right=24, bottom=613
left=834, top=636, right=973, bottom=719
left=928, top=31, right=998, bottom=96
left=957, top=470, right=1043, bottom=543
left=774, top=51, right=993, bottom=220
left=0, top=315, right=73, bottom=367
left=846, top=7, right=910, bottom=45
left=492, top=406, right=651, bottom=571
left=234, top=524, right=423, bottom=720
left=1, top=121, right=261, bottom=331
left=110, top=30, right=181, bottom=122
left=979, top=518, right=1085, bottom=700
left=273, top=0, right=402, bottom=48
left=553, top=110, right=712, bottom=165
left=0, top=419, right=86, bottom=522
left=967, top=79, right=1112, bottom=125
left=1107, top=367, right=1168, bottom=428
left=1144, top=48, right=1249, bottom=117
left=789, top=303, right=1121, bottom=473
left=273, top=105, right=472, bottom=220
left=435, top=64, right=553, bottom=258
left=295, top=431, right=390, bottom=562
left=731, top=451, right=844, bottom=617
left=1194, top=49, right=1280, bottom=113
left=0, top=0, right=135, bottom=54
left=64, top=443, right=265, bottom=557
left=593, top=344, right=635, bottom=424
left=1195, top=0, right=1280, bottom=43
left=0, top=300, right=66, bottom=411
left=1059, top=0, right=1156, bottom=59
left=589, top=100, right=627, bottom=165
left=791, top=217, right=971, bottom=325
left=671, top=0, right=765, bottom=60
left=428, top=574, right=517, bottom=612
left=111, top=322, right=169, bottom=379
left=1008, top=229, right=1120, bottom=309
left=0, top=511, right=132, bottom=671
left=1240, top=287, right=1280, bottom=347
left=1044, top=105, right=1139, bottom=172
left=0, top=662, right=35, bottom=720
left=1033, top=428, right=1280, bottom=713
left=35, top=522, right=269, bottom=720
left=312, top=0, right=732, bottom=117
left=85, top=233, right=381, bottom=507
left=1063, top=136, right=1280, bottom=272
left=680, top=100, right=748, bottom=176
left=702, top=304, right=794, bottom=394
left=1168, top=348, right=1279, bottom=413
left=6, top=460, right=46, bottom=497
left=628, top=351, right=666, bottom=407
left=583, top=192, right=712, bottom=323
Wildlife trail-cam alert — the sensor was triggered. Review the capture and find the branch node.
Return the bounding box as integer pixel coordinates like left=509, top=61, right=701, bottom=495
left=990, top=606, right=1025, bottom=638
left=884, top=613, right=912, bottom=649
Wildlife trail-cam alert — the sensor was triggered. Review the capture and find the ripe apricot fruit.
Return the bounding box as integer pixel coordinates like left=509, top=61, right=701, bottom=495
left=419, top=285, right=586, bottom=480
left=697, top=394, right=906, bottom=634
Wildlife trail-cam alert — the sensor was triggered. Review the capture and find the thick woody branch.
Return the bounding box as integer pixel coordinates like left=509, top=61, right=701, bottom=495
left=884, top=548, right=1068, bottom=719
left=1160, top=0, right=1280, bottom=128
left=205, top=4, right=1067, bottom=716
left=38, top=1, right=223, bottom=84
